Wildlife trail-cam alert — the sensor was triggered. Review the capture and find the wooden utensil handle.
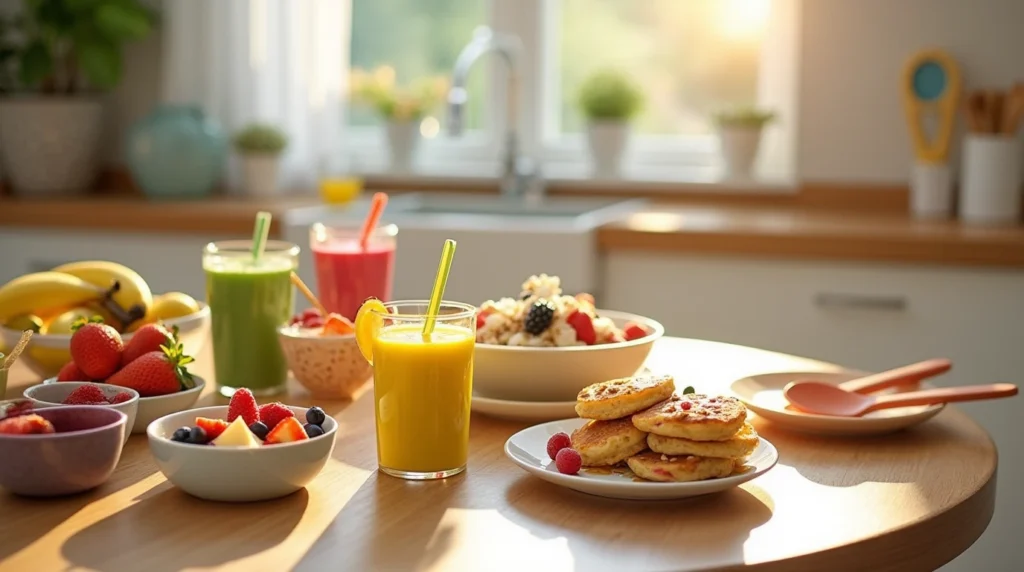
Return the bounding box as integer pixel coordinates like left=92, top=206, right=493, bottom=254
left=841, top=358, right=952, bottom=394
left=866, top=383, right=1018, bottom=412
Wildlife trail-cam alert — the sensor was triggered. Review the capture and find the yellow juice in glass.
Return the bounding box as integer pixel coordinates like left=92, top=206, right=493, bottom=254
left=372, top=320, right=475, bottom=478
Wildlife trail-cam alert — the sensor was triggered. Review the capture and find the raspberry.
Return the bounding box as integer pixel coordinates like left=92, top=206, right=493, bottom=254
left=555, top=448, right=582, bottom=475
left=546, top=432, right=572, bottom=460
left=258, top=402, right=294, bottom=430
left=63, top=384, right=108, bottom=405
left=227, top=388, right=260, bottom=425
left=109, top=392, right=134, bottom=404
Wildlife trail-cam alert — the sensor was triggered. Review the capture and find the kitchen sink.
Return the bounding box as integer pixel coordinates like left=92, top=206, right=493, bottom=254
left=398, top=193, right=641, bottom=219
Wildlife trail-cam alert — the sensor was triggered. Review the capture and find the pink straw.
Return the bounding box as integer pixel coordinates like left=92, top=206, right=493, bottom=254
left=358, top=192, right=389, bottom=250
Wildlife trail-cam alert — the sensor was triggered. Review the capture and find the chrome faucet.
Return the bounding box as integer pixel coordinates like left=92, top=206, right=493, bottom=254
left=448, top=26, right=540, bottom=199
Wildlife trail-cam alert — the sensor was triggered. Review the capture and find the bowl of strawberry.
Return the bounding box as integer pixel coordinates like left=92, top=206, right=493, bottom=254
left=147, top=388, right=337, bottom=502
left=43, top=319, right=205, bottom=434
left=23, top=382, right=139, bottom=445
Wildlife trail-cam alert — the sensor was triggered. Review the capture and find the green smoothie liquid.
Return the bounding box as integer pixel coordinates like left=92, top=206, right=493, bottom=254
left=204, top=257, right=294, bottom=394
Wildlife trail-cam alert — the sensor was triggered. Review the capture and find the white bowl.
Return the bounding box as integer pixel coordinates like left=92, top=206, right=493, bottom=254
left=148, top=405, right=337, bottom=502
left=23, top=382, right=139, bottom=445
left=0, top=303, right=211, bottom=379
left=45, top=375, right=205, bottom=435
left=473, top=309, right=664, bottom=402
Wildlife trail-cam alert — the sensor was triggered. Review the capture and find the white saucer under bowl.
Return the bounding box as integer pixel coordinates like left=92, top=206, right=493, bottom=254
left=504, top=418, right=778, bottom=500
left=471, top=394, right=577, bottom=423
left=729, top=370, right=944, bottom=437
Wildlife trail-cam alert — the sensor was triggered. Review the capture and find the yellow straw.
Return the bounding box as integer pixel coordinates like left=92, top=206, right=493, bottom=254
left=422, top=239, right=456, bottom=339
left=251, top=211, right=272, bottom=262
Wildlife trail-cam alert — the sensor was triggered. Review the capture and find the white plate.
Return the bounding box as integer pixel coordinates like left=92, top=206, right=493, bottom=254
left=471, top=394, right=577, bottom=423
left=504, top=418, right=778, bottom=500
left=729, top=371, right=944, bottom=437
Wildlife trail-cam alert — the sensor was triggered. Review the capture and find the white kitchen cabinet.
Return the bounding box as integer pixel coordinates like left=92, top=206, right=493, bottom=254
left=604, top=252, right=1024, bottom=571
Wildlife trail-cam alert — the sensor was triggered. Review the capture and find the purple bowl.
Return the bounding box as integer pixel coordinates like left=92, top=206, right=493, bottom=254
left=0, top=406, right=127, bottom=497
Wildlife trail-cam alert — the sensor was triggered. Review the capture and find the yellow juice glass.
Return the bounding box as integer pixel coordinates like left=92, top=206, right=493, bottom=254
left=368, top=300, right=476, bottom=480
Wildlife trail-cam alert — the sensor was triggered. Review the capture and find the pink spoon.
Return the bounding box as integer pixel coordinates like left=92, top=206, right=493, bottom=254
left=792, top=358, right=952, bottom=395
left=783, top=381, right=1018, bottom=417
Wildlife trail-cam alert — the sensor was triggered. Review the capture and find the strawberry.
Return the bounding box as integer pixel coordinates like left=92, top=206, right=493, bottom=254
left=56, top=361, right=89, bottom=382
left=195, top=417, right=230, bottom=440
left=258, top=402, right=294, bottom=430
left=69, top=318, right=123, bottom=379
left=265, top=417, right=308, bottom=444
left=105, top=339, right=195, bottom=397
left=122, top=323, right=174, bottom=367
left=63, top=384, right=108, bottom=405
left=227, top=388, right=260, bottom=425
left=109, top=392, right=134, bottom=404
left=0, top=414, right=55, bottom=434
left=566, top=310, right=596, bottom=345
left=476, top=309, right=492, bottom=330
left=623, top=322, right=648, bottom=341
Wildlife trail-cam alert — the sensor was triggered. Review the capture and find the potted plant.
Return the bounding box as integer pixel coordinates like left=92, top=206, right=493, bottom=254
left=712, top=106, right=777, bottom=179
left=232, top=123, right=288, bottom=195
left=349, top=65, right=447, bottom=171
left=578, top=69, right=643, bottom=178
left=0, top=0, right=153, bottom=195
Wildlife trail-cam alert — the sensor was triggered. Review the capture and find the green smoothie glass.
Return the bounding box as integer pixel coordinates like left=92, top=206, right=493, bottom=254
left=203, top=240, right=299, bottom=397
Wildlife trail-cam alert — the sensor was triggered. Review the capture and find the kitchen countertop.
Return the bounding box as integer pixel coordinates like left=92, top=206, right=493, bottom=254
left=2, top=191, right=1024, bottom=268
left=1, top=336, right=997, bottom=571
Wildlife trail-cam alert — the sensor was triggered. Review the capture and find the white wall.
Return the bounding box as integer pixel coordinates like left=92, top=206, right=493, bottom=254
left=799, top=0, right=1024, bottom=183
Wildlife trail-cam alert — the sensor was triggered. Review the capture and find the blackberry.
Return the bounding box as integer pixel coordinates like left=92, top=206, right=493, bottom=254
left=524, top=300, right=556, bottom=335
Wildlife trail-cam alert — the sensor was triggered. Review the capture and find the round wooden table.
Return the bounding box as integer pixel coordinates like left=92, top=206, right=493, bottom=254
left=0, top=337, right=996, bottom=571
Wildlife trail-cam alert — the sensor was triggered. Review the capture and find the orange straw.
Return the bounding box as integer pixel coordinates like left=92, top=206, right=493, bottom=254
left=358, top=192, right=389, bottom=250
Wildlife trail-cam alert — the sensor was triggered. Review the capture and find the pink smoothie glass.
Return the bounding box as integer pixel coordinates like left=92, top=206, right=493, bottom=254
left=310, top=222, right=398, bottom=320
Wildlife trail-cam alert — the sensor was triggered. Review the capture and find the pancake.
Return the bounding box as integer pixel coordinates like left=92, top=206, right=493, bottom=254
left=647, top=422, right=759, bottom=459
left=570, top=417, right=649, bottom=467
left=626, top=451, right=737, bottom=483
left=631, top=394, right=747, bottom=441
left=575, top=375, right=675, bottom=420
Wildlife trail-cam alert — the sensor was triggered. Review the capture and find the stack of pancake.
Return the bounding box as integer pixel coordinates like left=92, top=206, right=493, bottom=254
left=571, top=375, right=759, bottom=482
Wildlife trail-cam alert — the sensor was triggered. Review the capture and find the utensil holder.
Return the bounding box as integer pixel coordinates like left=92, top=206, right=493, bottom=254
left=960, top=135, right=1023, bottom=225
left=910, top=162, right=953, bottom=219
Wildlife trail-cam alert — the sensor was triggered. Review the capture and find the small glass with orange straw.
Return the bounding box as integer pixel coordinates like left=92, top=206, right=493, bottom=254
left=353, top=239, right=476, bottom=480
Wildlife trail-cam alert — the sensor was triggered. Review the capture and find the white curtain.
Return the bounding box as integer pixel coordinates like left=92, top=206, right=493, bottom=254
left=161, top=0, right=350, bottom=191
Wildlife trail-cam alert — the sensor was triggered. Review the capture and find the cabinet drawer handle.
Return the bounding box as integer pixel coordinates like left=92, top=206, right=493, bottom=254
left=814, top=292, right=908, bottom=311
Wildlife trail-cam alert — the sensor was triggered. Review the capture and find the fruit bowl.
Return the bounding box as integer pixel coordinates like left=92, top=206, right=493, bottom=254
left=277, top=325, right=372, bottom=399
left=45, top=375, right=205, bottom=435
left=23, top=382, right=140, bottom=445
left=473, top=309, right=664, bottom=402
left=0, top=303, right=210, bottom=379
left=148, top=405, right=337, bottom=502
left=0, top=406, right=127, bottom=497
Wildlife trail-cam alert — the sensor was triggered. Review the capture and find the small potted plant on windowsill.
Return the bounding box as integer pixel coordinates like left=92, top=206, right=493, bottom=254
left=349, top=65, right=448, bottom=172
left=233, top=123, right=288, bottom=196
left=578, top=69, right=643, bottom=178
left=0, top=0, right=153, bottom=196
left=712, top=106, right=776, bottom=179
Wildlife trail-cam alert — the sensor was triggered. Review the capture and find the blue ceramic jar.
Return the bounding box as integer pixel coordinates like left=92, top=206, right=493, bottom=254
left=127, top=105, right=227, bottom=198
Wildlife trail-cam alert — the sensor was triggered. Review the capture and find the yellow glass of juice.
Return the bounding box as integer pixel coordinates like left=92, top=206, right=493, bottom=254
left=364, top=300, right=476, bottom=480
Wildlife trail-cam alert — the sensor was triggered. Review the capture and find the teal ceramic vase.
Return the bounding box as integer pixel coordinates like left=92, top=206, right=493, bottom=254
left=127, top=105, right=227, bottom=199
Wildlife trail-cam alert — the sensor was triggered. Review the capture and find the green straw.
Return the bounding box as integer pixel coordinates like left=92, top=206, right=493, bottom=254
left=251, top=211, right=272, bottom=263
left=422, top=239, right=457, bottom=339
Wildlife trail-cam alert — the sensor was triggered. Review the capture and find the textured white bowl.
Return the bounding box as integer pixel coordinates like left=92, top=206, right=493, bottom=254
left=0, top=303, right=210, bottom=379
left=46, top=375, right=205, bottom=434
left=473, top=309, right=664, bottom=402
left=148, top=405, right=337, bottom=502
left=23, top=382, right=139, bottom=445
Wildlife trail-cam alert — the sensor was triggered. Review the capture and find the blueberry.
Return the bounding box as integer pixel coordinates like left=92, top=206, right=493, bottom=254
left=249, top=421, right=269, bottom=440
left=186, top=426, right=207, bottom=445
left=305, top=406, right=326, bottom=427
left=171, top=427, right=191, bottom=442
left=304, top=423, right=325, bottom=438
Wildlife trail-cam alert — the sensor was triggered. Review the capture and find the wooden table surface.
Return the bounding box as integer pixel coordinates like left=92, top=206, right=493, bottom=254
left=0, top=337, right=997, bottom=572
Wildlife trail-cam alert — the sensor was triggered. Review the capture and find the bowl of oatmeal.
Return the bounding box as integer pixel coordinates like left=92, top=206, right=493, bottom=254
left=473, top=274, right=663, bottom=402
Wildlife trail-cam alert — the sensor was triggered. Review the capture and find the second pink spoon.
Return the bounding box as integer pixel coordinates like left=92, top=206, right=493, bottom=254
left=784, top=381, right=1018, bottom=417
left=794, top=358, right=952, bottom=395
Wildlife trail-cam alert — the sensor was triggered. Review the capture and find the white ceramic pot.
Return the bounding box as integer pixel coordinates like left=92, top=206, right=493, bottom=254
left=240, top=152, right=281, bottom=195
left=386, top=120, right=420, bottom=171
left=717, top=125, right=764, bottom=179
left=586, top=121, right=630, bottom=178
left=0, top=97, right=104, bottom=195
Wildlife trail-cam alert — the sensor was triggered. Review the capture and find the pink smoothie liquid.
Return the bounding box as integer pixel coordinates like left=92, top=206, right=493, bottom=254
left=312, top=238, right=395, bottom=320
